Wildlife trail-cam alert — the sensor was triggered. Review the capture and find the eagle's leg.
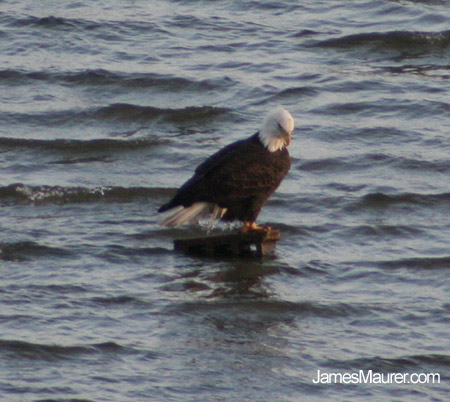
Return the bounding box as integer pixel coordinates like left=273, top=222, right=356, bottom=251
left=241, top=221, right=269, bottom=233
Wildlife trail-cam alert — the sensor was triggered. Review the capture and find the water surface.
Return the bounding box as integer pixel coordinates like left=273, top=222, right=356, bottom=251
left=1, top=1, right=449, bottom=401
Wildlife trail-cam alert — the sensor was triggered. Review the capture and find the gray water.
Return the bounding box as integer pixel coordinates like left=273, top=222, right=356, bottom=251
left=1, top=1, right=449, bottom=401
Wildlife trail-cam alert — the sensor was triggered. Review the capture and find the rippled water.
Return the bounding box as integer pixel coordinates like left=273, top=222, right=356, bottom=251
left=1, top=1, right=449, bottom=401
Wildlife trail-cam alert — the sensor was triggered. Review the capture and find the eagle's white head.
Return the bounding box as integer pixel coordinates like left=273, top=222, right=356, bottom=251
left=258, top=107, right=295, bottom=152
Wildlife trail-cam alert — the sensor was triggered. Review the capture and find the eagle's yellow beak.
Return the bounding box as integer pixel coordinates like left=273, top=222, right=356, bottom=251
left=283, top=131, right=292, bottom=146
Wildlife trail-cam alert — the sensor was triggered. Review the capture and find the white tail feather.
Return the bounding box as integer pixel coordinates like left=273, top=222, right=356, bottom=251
left=207, top=204, right=227, bottom=229
left=159, top=202, right=227, bottom=228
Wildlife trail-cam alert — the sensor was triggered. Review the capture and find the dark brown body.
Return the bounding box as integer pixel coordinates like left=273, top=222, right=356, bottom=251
left=158, top=133, right=291, bottom=223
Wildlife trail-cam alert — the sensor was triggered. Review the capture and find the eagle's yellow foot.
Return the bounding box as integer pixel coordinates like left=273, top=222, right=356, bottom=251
left=241, top=222, right=270, bottom=233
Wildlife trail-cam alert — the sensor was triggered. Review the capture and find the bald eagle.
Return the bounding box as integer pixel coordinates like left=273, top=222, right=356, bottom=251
left=158, top=107, right=294, bottom=232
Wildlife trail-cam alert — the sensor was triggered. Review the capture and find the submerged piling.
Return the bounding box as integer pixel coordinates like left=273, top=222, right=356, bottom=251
left=174, top=228, right=280, bottom=258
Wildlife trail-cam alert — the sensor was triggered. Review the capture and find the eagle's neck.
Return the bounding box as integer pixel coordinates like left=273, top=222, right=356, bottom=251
left=257, top=131, right=286, bottom=153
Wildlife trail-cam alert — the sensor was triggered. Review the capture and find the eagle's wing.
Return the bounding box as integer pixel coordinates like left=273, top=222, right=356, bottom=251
left=189, top=135, right=289, bottom=203
left=158, top=134, right=289, bottom=212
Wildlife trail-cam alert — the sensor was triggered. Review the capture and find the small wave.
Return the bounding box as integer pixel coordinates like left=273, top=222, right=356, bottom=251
left=312, top=98, right=450, bottom=119
left=299, top=146, right=447, bottom=176
left=99, top=245, right=172, bottom=262
left=0, top=136, right=164, bottom=152
left=49, top=156, right=112, bottom=165
left=169, top=299, right=372, bottom=319
left=0, top=184, right=173, bottom=205
left=265, top=86, right=317, bottom=103
left=9, top=15, right=100, bottom=30
left=95, top=104, right=230, bottom=123
left=395, top=156, right=450, bottom=173
left=298, top=156, right=361, bottom=173
left=89, top=294, right=158, bottom=309
left=0, top=339, right=128, bottom=361
left=90, top=295, right=139, bottom=305
left=35, top=399, right=94, bottom=402
left=356, top=191, right=450, bottom=208
left=325, top=353, right=450, bottom=371
left=378, top=256, right=450, bottom=270
left=27, top=283, right=89, bottom=295
left=316, top=30, right=450, bottom=53
left=0, top=241, right=72, bottom=262
left=327, top=224, right=424, bottom=241
left=264, top=223, right=308, bottom=236
left=0, top=68, right=232, bottom=91
left=3, top=104, right=230, bottom=126
left=382, top=64, right=450, bottom=79
left=291, top=29, right=321, bottom=38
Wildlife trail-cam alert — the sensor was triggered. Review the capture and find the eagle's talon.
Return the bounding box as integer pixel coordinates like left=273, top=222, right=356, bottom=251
left=241, top=222, right=269, bottom=233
